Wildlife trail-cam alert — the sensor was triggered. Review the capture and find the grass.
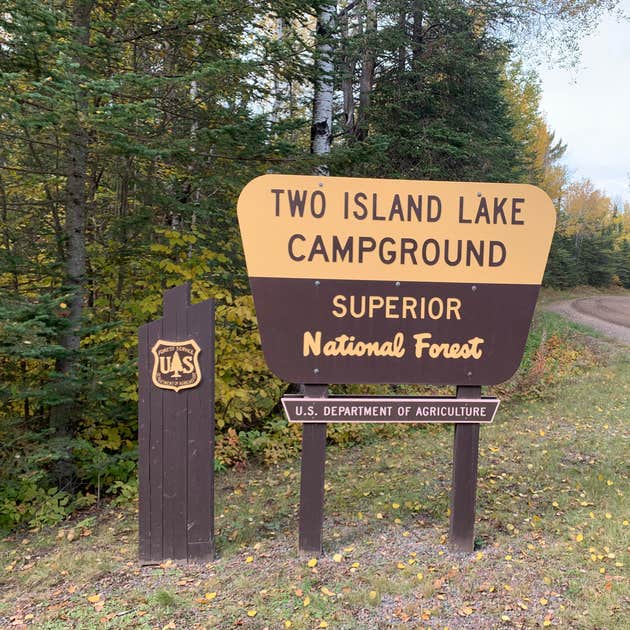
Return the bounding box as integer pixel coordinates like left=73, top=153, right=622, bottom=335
left=1, top=301, right=628, bottom=629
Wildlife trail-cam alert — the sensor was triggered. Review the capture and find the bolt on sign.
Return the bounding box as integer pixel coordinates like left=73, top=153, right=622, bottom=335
left=237, top=175, right=556, bottom=386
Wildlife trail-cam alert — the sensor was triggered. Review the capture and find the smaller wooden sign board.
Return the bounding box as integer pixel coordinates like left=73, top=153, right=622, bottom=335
left=138, top=284, right=215, bottom=564
left=282, top=395, right=499, bottom=423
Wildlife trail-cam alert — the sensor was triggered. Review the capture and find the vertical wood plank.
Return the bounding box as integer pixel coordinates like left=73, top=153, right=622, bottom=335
left=298, top=384, right=327, bottom=556
left=147, top=318, right=164, bottom=561
left=186, top=299, right=215, bottom=561
left=162, top=284, right=190, bottom=560
left=138, top=323, right=151, bottom=561
left=449, top=385, right=482, bottom=552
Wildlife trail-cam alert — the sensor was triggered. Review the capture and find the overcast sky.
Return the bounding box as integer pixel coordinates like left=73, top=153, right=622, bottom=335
left=536, top=2, right=630, bottom=206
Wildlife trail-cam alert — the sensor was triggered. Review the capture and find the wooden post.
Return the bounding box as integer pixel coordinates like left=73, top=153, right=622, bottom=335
left=449, top=385, right=481, bottom=552
left=138, top=283, right=215, bottom=563
left=298, top=384, right=327, bottom=555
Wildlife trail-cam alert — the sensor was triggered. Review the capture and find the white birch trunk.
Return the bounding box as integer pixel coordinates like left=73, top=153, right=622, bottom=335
left=311, top=3, right=337, bottom=173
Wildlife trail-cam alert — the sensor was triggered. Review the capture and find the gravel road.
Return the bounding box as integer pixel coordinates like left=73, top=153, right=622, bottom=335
left=546, top=295, right=630, bottom=345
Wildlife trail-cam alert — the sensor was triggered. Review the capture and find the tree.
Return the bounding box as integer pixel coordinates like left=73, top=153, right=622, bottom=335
left=335, top=0, right=526, bottom=182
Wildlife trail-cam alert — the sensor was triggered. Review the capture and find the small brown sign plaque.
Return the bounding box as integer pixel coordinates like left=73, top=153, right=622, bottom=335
left=282, top=396, right=499, bottom=423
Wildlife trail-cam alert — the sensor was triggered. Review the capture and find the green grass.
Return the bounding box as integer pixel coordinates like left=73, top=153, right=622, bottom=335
left=1, top=300, right=628, bottom=629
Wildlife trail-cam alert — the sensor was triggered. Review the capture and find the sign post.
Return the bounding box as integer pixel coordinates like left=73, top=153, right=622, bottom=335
left=237, top=174, right=555, bottom=553
left=298, top=384, right=328, bottom=555
left=449, top=386, right=482, bottom=552
left=138, top=284, right=215, bottom=563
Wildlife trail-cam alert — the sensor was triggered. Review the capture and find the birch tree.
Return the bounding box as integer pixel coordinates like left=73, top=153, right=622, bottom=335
left=310, top=2, right=337, bottom=171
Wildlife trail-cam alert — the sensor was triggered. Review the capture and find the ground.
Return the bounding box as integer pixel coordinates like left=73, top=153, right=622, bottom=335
left=546, top=295, right=630, bottom=345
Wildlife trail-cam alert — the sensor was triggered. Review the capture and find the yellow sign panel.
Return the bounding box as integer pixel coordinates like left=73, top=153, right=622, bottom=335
left=237, top=174, right=556, bottom=285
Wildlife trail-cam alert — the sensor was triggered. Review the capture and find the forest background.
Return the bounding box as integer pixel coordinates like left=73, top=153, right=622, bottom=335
left=0, top=0, right=628, bottom=531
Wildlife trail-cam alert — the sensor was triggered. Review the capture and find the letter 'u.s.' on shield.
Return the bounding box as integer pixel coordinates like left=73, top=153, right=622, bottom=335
left=151, top=339, right=202, bottom=392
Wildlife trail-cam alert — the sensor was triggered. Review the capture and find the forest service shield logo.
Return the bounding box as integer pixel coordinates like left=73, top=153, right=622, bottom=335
left=151, top=339, right=202, bottom=392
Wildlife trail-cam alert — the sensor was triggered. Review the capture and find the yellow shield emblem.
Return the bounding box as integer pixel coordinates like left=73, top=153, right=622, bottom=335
left=151, top=339, right=202, bottom=392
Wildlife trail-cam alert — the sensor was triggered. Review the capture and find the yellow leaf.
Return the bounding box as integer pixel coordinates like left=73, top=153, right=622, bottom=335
left=397, top=562, right=406, bottom=569
left=543, top=621, right=552, bottom=627
left=392, top=503, right=400, bottom=509
left=205, top=592, right=217, bottom=600
left=245, top=556, right=253, bottom=563
left=321, top=587, right=334, bottom=597
left=307, top=558, right=318, bottom=568
left=284, top=622, right=292, bottom=629
left=369, top=590, right=377, bottom=599
left=501, top=614, right=510, bottom=621
left=332, top=553, right=342, bottom=562
left=247, top=610, right=257, bottom=617
left=319, top=622, right=328, bottom=628
left=416, top=573, right=424, bottom=581
left=87, top=594, right=101, bottom=603
left=303, top=596, right=310, bottom=606
left=540, top=598, right=548, bottom=605
left=461, top=606, right=474, bottom=616
left=576, top=533, right=584, bottom=542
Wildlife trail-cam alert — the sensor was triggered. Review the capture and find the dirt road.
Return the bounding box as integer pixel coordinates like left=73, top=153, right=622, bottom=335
left=546, top=295, right=630, bottom=345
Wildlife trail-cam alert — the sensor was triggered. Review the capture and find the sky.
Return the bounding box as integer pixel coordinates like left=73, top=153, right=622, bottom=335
left=536, top=2, right=630, bottom=206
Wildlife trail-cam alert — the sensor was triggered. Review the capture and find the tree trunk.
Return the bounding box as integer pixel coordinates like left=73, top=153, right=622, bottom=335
left=356, top=0, right=376, bottom=141
left=340, top=9, right=357, bottom=139
left=310, top=2, right=337, bottom=173
left=411, top=0, right=424, bottom=72
left=50, top=0, right=94, bottom=490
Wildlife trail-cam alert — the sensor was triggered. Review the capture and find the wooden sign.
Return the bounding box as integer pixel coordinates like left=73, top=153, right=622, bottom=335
left=282, top=395, right=499, bottom=423
left=138, top=284, right=215, bottom=563
left=237, top=175, right=556, bottom=385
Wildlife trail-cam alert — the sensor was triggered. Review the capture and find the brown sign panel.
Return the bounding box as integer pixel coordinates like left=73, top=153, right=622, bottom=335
left=237, top=175, right=556, bottom=385
left=282, top=396, right=499, bottom=423
left=138, top=284, right=215, bottom=564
